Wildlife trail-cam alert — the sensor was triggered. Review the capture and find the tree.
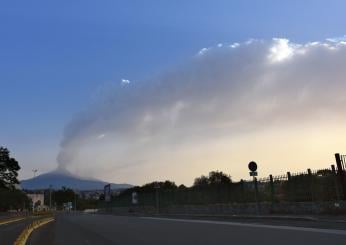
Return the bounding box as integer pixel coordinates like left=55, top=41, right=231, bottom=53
left=139, top=181, right=177, bottom=192
left=52, top=187, right=76, bottom=208
left=193, top=171, right=232, bottom=188
left=208, top=171, right=232, bottom=185
left=193, top=175, right=209, bottom=188
left=0, top=188, right=31, bottom=211
left=34, top=200, right=41, bottom=209
left=0, top=147, right=20, bottom=189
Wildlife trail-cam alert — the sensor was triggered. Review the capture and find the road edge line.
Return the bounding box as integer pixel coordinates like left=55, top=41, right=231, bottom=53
left=0, top=217, right=26, bottom=226
left=140, top=216, right=346, bottom=236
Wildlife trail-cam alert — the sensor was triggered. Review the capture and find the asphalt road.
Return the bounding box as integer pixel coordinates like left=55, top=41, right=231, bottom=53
left=25, top=213, right=346, bottom=245
left=0, top=217, right=33, bottom=245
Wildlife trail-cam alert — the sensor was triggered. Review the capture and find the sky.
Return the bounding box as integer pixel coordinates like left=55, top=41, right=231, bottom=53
left=1, top=1, right=346, bottom=186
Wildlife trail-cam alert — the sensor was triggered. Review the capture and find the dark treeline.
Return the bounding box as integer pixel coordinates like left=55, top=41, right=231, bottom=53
left=0, top=146, right=30, bottom=211
left=107, top=168, right=343, bottom=208
left=117, top=171, right=231, bottom=197
left=25, top=187, right=99, bottom=210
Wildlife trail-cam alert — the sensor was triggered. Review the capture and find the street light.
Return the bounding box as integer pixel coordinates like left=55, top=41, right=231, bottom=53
left=49, top=184, right=52, bottom=210
left=74, top=190, right=77, bottom=212
left=32, top=169, right=38, bottom=178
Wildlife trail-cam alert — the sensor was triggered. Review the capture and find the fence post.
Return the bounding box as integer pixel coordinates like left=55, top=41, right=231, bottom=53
left=331, top=164, right=341, bottom=201
left=240, top=179, right=245, bottom=203
left=269, top=174, right=275, bottom=204
left=335, top=153, right=346, bottom=200
left=287, top=172, right=291, bottom=202
left=307, top=168, right=314, bottom=202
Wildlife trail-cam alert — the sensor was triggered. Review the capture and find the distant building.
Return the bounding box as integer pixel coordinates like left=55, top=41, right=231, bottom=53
left=27, top=193, right=48, bottom=211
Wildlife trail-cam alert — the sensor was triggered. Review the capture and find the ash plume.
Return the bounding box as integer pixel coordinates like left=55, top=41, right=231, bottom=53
left=56, top=38, right=346, bottom=179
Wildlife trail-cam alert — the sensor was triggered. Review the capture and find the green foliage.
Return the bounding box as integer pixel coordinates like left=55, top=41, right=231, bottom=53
left=48, top=187, right=98, bottom=210
left=0, top=146, right=29, bottom=211
left=119, top=180, right=177, bottom=198
left=52, top=187, right=76, bottom=208
left=77, top=198, right=98, bottom=210
left=193, top=175, right=209, bottom=187
left=0, top=146, right=20, bottom=189
left=0, top=188, right=31, bottom=211
left=193, top=171, right=232, bottom=188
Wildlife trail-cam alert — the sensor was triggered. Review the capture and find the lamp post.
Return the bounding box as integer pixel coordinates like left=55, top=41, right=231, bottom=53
left=74, top=190, right=77, bottom=212
left=32, top=169, right=38, bottom=178
left=49, top=184, right=52, bottom=210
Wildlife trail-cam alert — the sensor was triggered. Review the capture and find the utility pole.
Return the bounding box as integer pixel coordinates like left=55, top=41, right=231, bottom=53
left=74, top=190, right=77, bottom=212
left=32, top=169, right=38, bottom=178
left=49, top=184, right=52, bottom=210
left=335, top=153, right=346, bottom=200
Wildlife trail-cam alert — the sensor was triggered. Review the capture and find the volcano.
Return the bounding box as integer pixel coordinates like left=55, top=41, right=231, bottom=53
left=20, top=169, right=132, bottom=190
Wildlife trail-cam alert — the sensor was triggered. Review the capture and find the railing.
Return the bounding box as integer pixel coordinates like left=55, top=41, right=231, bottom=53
left=105, top=153, right=346, bottom=208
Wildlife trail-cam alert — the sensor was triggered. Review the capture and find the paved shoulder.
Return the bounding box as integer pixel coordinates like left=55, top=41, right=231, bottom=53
left=27, top=214, right=114, bottom=245
left=0, top=218, right=33, bottom=245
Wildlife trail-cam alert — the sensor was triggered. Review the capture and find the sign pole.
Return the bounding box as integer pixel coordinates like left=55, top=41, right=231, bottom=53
left=253, top=176, right=259, bottom=215
left=248, top=161, right=259, bottom=215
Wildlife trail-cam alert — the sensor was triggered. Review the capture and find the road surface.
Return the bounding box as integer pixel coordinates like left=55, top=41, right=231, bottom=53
left=24, top=213, right=346, bottom=245
left=0, top=217, right=33, bottom=245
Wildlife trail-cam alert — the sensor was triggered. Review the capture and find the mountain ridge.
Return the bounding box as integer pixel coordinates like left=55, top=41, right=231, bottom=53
left=20, top=169, right=132, bottom=191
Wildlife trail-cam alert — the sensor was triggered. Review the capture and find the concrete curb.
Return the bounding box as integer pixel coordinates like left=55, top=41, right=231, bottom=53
left=14, top=217, right=55, bottom=245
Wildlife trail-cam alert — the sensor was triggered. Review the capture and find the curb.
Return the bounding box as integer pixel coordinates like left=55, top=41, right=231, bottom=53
left=14, top=217, right=55, bottom=245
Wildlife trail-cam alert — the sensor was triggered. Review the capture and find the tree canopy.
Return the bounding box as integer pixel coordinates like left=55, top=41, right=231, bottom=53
left=0, top=146, right=20, bottom=189
left=193, top=171, right=232, bottom=188
left=0, top=146, right=30, bottom=211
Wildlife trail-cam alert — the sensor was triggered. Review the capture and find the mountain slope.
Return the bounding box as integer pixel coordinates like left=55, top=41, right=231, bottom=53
left=20, top=170, right=132, bottom=190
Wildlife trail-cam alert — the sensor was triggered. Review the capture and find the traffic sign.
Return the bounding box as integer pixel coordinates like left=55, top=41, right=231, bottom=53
left=249, top=171, right=258, bottom=176
left=132, top=192, right=138, bottom=204
left=248, top=161, right=257, bottom=172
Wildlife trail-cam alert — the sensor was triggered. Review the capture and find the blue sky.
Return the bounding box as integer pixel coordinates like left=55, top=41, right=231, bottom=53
left=1, top=1, right=346, bottom=183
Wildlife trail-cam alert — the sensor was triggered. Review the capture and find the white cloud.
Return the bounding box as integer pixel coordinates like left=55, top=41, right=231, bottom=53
left=58, top=37, right=346, bottom=184
left=268, top=38, right=295, bottom=63
left=121, top=79, right=130, bottom=85
left=198, top=47, right=209, bottom=56
left=230, top=42, right=239, bottom=48
left=97, top=134, right=105, bottom=139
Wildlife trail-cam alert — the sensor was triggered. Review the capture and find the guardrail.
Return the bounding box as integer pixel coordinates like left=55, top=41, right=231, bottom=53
left=14, top=216, right=55, bottom=245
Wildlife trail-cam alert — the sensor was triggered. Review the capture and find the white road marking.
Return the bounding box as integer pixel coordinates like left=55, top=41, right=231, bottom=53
left=140, top=217, right=346, bottom=236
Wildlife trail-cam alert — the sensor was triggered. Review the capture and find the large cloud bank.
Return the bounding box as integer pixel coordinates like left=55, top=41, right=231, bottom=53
left=57, top=38, right=346, bottom=184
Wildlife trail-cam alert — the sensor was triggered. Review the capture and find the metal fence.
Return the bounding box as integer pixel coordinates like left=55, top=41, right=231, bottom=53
left=106, top=154, right=346, bottom=208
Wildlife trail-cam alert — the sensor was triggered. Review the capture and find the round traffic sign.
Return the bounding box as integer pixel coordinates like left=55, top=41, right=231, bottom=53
left=248, top=161, right=257, bottom=172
